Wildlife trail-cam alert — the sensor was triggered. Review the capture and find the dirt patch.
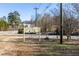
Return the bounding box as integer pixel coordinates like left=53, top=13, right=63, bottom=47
left=64, top=40, right=79, bottom=45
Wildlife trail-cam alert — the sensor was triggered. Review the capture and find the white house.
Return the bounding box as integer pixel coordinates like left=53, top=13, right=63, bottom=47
left=23, top=23, right=41, bottom=34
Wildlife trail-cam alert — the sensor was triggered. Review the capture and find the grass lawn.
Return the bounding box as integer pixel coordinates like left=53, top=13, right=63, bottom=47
left=29, top=39, right=79, bottom=56
left=0, top=37, right=79, bottom=56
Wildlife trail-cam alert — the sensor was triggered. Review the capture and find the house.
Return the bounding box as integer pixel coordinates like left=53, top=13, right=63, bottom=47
left=22, top=21, right=41, bottom=34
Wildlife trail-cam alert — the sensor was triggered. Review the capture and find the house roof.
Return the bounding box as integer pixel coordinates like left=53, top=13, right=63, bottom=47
left=22, top=21, right=32, bottom=24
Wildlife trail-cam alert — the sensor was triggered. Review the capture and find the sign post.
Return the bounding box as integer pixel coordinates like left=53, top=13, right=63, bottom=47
left=23, top=24, right=26, bottom=42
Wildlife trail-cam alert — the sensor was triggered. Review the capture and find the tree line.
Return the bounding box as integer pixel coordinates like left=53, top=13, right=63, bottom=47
left=32, top=4, right=79, bottom=40
left=0, top=4, right=79, bottom=40
left=0, top=11, right=21, bottom=31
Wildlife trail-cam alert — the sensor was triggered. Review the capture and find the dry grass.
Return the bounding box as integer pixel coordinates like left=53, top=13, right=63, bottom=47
left=0, top=35, right=79, bottom=55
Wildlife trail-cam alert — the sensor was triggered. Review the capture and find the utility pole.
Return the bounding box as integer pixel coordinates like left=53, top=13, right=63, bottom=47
left=60, top=3, right=63, bottom=44
left=34, top=7, right=39, bottom=26
left=34, top=7, right=41, bottom=41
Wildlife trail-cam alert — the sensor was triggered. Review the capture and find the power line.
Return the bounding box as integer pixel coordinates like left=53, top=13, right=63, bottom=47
left=40, top=4, right=52, bottom=15
left=37, top=4, right=52, bottom=20
left=33, top=4, right=52, bottom=26
left=38, top=3, right=41, bottom=9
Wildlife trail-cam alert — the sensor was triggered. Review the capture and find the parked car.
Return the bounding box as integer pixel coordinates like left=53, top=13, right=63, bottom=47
left=18, top=28, right=23, bottom=34
left=46, top=32, right=57, bottom=35
left=41, top=32, right=56, bottom=35
left=71, top=32, right=79, bottom=36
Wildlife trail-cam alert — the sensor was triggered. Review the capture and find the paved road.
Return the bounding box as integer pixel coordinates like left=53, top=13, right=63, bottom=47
left=0, top=31, right=79, bottom=39
left=0, top=34, right=79, bottom=39
left=0, top=31, right=18, bottom=35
